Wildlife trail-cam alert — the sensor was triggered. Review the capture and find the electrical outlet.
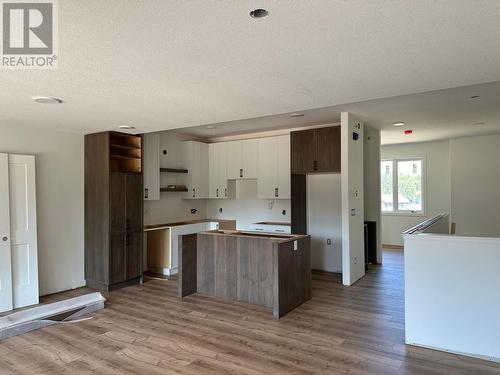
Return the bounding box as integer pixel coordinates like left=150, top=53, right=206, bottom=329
left=326, top=239, right=332, bottom=245
left=282, top=209, right=286, bottom=215
left=351, top=208, right=356, bottom=216
left=219, top=208, right=223, bottom=213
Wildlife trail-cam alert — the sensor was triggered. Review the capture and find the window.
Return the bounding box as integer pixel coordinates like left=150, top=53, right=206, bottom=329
left=381, top=159, right=424, bottom=214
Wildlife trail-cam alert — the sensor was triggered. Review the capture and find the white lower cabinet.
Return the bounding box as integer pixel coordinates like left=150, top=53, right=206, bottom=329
left=249, top=223, right=291, bottom=234
left=257, top=135, right=290, bottom=199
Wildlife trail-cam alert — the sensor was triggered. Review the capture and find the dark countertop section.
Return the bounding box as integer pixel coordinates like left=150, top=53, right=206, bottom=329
left=144, top=219, right=236, bottom=231
left=254, top=221, right=291, bottom=226
left=200, top=229, right=308, bottom=243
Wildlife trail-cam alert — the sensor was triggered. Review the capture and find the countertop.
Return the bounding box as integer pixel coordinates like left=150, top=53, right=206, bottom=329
left=253, top=221, right=291, bottom=226
left=144, top=219, right=236, bottom=231
left=199, top=229, right=308, bottom=243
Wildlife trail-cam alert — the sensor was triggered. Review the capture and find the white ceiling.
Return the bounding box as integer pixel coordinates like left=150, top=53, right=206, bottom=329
left=1, top=1, right=500, bottom=140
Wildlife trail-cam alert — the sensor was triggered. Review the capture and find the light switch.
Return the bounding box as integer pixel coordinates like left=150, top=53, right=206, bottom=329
left=293, top=240, right=298, bottom=251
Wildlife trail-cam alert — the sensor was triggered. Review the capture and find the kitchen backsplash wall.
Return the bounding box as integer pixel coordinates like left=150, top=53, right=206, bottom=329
left=206, top=180, right=290, bottom=230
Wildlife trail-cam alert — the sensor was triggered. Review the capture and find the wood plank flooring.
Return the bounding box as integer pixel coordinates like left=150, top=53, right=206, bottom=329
left=1, top=249, right=499, bottom=374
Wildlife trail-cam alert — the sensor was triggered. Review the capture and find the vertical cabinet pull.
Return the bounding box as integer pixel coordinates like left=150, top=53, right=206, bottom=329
left=192, top=188, right=196, bottom=198
left=239, top=168, right=243, bottom=178
left=275, top=188, right=279, bottom=197
left=225, top=188, right=227, bottom=197
left=313, top=160, right=318, bottom=171
left=144, top=188, right=149, bottom=199
left=216, top=188, right=219, bottom=198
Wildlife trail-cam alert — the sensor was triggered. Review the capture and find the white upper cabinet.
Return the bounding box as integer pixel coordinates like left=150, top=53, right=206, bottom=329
left=226, top=139, right=258, bottom=179
left=183, top=141, right=209, bottom=199
left=143, top=133, right=160, bottom=200
left=208, top=142, right=228, bottom=199
left=257, top=135, right=290, bottom=199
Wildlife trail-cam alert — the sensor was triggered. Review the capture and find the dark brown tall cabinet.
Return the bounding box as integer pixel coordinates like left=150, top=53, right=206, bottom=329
left=290, top=125, right=341, bottom=234
left=85, top=131, right=143, bottom=291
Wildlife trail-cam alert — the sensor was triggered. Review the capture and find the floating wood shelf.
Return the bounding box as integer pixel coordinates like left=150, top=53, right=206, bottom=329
left=110, top=143, right=141, bottom=150
left=110, top=154, right=141, bottom=160
left=160, top=168, right=188, bottom=174
left=160, top=187, right=188, bottom=192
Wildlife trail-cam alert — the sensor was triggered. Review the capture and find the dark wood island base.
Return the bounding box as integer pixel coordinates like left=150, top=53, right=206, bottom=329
left=178, top=230, right=311, bottom=318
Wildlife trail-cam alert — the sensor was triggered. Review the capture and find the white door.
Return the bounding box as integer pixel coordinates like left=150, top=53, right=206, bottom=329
left=0, top=153, right=13, bottom=312
left=257, top=137, right=278, bottom=199
left=241, top=139, right=258, bottom=179
left=277, top=135, right=291, bottom=199
left=9, top=154, right=39, bottom=309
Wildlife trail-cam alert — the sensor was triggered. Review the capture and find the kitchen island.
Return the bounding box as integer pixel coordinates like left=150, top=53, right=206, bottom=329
left=178, top=230, right=311, bottom=318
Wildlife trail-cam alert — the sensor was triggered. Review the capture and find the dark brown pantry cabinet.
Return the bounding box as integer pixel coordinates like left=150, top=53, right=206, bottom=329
left=291, top=126, right=341, bottom=174
left=85, top=131, right=143, bottom=291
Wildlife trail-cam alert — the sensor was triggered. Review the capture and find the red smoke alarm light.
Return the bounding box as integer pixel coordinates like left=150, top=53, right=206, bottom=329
left=404, top=130, right=413, bottom=135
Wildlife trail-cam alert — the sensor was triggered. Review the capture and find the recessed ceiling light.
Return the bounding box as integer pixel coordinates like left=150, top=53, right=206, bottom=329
left=205, top=125, right=217, bottom=130
left=470, top=95, right=480, bottom=99
left=472, top=122, right=485, bottom=126
left=393, top=122, right=406, bottom=127
left=290, top=113, right=304, bottom=118
left=250, top=9, right=268, bottom=18
left=33, top=96, right=63, bottom=104
left=119, top=125, right=135, bottom=130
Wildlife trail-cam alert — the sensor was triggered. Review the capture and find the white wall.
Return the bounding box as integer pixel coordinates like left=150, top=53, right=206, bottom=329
left=206, top=180, right=290, bottom=230
left=144, top=131, right=207, bottom=225
left=450, top=135, right=500, bottom=237
left=363, top=127, right=382, bottom=262
left=308, top=174, right=342, bottom=272
left=341, top=112, right=365, bottom=286
left=405, top=233, right=500, bottom=362
left=381, top=140, right=450, bottom=246
left=0, top=124, right=84, bottom=296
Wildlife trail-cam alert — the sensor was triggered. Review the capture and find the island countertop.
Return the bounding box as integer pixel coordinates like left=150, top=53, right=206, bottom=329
left=198, top=229, right=308, bottom=243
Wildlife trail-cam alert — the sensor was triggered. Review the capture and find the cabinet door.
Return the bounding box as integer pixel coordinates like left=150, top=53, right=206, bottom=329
left=126, top=232, right=142, bottom=279
left=143, top=133, right=159, bottom=200
left=226, top=141, right=242, bottom=180
left=277, top=135, right=291, bottom=199
left=241, top=139, right=258, bottom=179
left=257, top=137, right=278, bottom=199
left=208, top=143, right=218, bottom=198
left=316, top=126, right=341, bottom=172
left=217, top=143, right=228, bottom=198
left=198, top=142, right=209, bottom=198
left=125, top=173, right=143, bottom=232
left=109, top=234, right=126, bottom=284
left=291, top=130, right=316, bottom=174
left=110, top=173, right=126, bottom=233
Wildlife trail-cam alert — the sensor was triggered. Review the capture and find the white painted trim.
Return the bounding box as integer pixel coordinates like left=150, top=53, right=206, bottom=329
left=403, top=233, right=500, bottom=243
left=406, top=341, right=500, bottom=364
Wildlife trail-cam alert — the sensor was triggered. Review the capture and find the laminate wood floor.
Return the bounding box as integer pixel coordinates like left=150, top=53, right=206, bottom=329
left=1, top=249, right=499, bottom=374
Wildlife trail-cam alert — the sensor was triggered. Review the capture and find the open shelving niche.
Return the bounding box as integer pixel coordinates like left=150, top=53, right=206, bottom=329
left=160, top=167, right=188, bottom=193
left=109, top=132, right=142, bottom=173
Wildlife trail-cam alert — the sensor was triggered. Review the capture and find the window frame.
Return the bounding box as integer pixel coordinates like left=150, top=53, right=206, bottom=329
left=381, top=157, right=426, bottom=216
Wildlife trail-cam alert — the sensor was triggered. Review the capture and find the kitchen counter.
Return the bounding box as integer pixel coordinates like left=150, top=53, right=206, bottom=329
left=178, top=229, right=311, bottom=318
left=144, top=219, right=236, bottom=231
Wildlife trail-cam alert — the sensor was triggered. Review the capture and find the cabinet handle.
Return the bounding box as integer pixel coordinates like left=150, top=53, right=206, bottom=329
left=225, top=188, right=227, bottom=197
left=313, top=160, right=318, bottom=171
left=192, top=188, right=196, bottom=198
left=239, top=168, right=243, bottom=178
left=216, top=188, right=219, bottom=198
left=275, top=188, right=279, bottom=197
left=144, top=188, right=149, bottom=199
left=275, top=229, right=285, bottom=233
